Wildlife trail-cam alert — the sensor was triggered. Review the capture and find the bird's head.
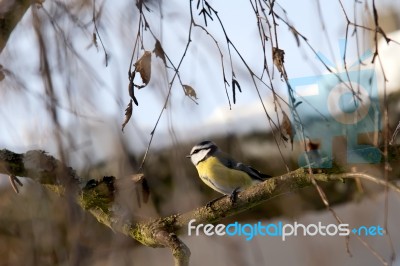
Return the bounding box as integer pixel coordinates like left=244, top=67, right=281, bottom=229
left=186, top=140, right=218, bottom=165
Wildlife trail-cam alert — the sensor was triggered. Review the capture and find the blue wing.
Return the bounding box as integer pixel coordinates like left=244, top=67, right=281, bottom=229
left=216, top=151, right=271, bottom=181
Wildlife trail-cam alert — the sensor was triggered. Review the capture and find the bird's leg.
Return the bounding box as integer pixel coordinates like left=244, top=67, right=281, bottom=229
left=229, top=187, right=240, bottom=205
left=206, top=194, right=226, bottom=208
left=206, top=188, right=240, bottom=208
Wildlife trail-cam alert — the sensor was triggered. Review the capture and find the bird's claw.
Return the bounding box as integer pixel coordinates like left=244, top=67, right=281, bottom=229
left=206, top=188, right=240, bottom=208
left=206, top=200, right=215, bottom=209
left=206, top=195, right=225, bottom=209
left=229, top=188, right=239, bottom=205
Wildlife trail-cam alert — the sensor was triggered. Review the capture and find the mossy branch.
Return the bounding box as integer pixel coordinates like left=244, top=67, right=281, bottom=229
left=1, top=148, right=399, bottom=266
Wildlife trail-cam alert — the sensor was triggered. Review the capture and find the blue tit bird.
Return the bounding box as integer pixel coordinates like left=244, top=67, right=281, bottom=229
left=186, top=141, right=271, bottom=202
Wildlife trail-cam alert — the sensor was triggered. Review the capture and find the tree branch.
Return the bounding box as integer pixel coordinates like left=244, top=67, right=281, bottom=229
left=1, top=148, right=398, bottom=265
left=0, top=0, right=35, bottom=54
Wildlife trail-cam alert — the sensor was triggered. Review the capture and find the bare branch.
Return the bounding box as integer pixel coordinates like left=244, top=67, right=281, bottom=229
left=1, top=148, right=398, bottom=265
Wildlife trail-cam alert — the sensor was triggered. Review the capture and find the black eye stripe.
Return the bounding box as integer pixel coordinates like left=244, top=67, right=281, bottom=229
left=191, top=147, right=209, bottom=155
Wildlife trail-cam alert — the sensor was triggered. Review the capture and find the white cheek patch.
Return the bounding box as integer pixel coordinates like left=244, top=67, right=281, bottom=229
left=191, top=149, right=210, bottom=165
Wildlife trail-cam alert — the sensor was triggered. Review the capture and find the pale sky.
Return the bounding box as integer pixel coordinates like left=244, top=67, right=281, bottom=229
left=0, top=0, right=399, bottom=167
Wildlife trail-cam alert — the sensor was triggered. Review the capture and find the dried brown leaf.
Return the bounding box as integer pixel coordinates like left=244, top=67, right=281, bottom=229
left=183, top=85, right=198, bottom=100
left=273, top=47, right=286, bottom=79
left=134, top=51, right=152, bottom=88
left=153, top=39, right=166, bottom=65
left=122, top=99, right=133, bottom=132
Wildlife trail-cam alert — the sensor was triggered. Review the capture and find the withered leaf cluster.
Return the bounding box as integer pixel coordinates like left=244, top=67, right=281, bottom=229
left=183, top=85, right=198, bottom=100
left=122, top=41, right=198, bottom=131
left=272, top=47, right=286, bottom=79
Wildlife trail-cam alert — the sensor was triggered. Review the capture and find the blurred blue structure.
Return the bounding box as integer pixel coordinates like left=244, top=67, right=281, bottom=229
left=288, top=44, right=381, bottom=168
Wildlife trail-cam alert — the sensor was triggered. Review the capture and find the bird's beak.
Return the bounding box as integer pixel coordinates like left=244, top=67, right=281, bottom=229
left=186, top=155, right=191, bottom=158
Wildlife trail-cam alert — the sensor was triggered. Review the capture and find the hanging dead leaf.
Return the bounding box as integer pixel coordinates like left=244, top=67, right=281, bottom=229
left=232, top=78, right=242, bottom=104
left=281, top=111, right=294, bottom=149
left=132, top=174, right=150, bottom=205
left=122, top=99, right=133, bottom=132
left=272, top=47, right=286, bottom=79
left=183, top=85, right=198, bottom=100
left=134, top=51, right=152, bottom=88
left=153, top=39, right=166, bottom=65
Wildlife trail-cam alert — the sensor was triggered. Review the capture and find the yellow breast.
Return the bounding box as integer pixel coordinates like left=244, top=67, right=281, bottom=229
left=195, top=156, right=256, bottom=195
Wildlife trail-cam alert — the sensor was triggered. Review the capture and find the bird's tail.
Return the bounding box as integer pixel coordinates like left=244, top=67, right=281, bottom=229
left=259, top=173, right=272, bottom=180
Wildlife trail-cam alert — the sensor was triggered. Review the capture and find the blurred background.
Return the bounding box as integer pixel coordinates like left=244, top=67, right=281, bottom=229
left=0, top=0, right=400, bottom=265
